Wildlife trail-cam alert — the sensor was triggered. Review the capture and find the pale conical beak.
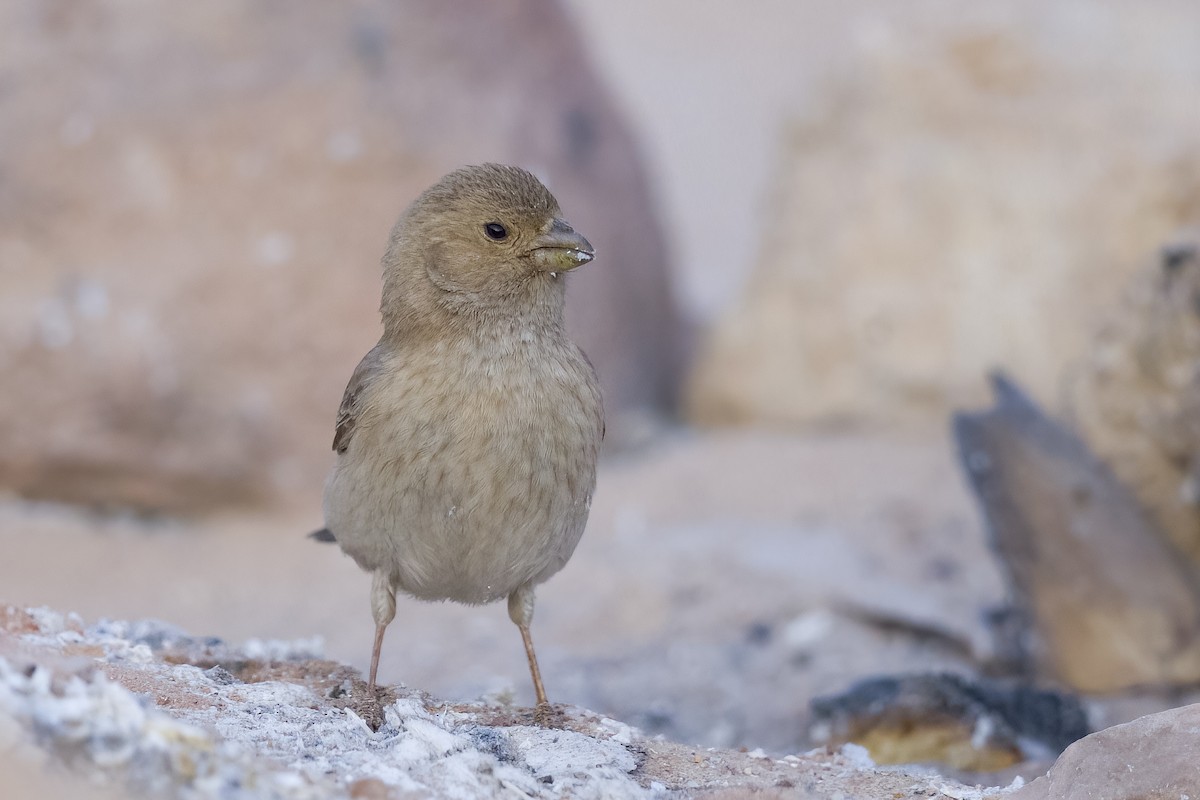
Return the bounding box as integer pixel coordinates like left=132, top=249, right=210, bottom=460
left=529, top=218, right=594, bottom=272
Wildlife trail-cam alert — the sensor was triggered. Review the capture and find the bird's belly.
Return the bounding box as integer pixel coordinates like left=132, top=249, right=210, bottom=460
left=324, top=410, right=596, bottom=605
left=395, top=494, right=588, bottom=605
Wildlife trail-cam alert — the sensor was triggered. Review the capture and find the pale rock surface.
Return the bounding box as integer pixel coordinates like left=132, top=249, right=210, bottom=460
left=1007, top=703, right=1200, bottom=800
left=0, top=0, right=680, bottom=513
left=0, top=604, right=966, bottom=799
left=688, top=1, right=1200, bottom=428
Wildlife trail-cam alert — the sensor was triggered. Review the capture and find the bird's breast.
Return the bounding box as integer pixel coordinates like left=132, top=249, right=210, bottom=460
left=329, top=334, right=601, bottom=603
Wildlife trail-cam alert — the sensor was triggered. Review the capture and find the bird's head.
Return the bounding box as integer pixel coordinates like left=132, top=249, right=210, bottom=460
left=381, top=164, right=594, bottom=327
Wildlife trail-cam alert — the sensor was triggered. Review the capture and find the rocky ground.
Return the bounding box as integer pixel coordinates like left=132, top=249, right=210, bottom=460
left=4, top=603, right=1197, bottom=799
left=0, top=604, right=985, bottom=799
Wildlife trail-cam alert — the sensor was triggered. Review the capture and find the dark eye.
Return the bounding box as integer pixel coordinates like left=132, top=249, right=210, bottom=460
left=484, top=222, right=508, bottom=241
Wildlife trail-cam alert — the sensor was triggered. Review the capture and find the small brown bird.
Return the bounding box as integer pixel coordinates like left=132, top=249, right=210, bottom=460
left=315, top=164, right=604, bottom=715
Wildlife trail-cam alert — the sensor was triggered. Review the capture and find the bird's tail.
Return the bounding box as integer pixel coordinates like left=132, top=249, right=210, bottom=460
left=309, top=528, right=337, bottom=543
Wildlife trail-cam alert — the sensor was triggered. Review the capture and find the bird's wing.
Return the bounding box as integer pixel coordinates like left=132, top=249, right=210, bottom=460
left=333, top=344, right=386, bottom=455
left=579, top=347, right=606, bottom=442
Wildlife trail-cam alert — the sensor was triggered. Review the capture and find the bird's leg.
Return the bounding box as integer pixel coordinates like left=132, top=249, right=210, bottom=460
left=507, top=584, right=550, bottom=715
left=368, top=570, right=396, bottom=693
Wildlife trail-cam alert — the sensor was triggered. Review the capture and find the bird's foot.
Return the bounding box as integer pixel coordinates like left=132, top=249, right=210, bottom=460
left=533, top=701, right=565, bottom=728
left=345, top=680, right=390, bottom=732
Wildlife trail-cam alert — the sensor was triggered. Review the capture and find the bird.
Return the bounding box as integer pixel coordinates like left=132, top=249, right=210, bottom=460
left=313, top=164, right=604, bottom=718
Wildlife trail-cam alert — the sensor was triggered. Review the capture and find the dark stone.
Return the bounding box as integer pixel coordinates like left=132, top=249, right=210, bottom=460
left=811, top=672, right=1089, bottom=760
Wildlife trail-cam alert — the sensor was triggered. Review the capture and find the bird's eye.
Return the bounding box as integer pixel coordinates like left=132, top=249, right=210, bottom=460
left=484, top=222, right=508, bottom=241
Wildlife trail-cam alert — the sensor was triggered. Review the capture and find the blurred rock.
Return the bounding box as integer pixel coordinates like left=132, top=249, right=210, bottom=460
left=1010, top=703, right=1200, bottom=800
left=1064, top=230, right=1200, bottom=564
left=0, top=753, right=121, bottom=800
left=688, top=3, right=1200, bottom=428
left=955, top=376, right=1200, bottom=692
left=0, top=0, right=680, bottom=513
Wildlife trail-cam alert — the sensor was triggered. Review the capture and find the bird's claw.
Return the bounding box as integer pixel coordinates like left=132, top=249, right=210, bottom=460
left=533, top=701, right=565, bottom=728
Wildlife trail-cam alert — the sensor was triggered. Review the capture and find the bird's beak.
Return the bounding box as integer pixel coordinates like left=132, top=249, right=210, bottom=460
left=528, top=218, right=594, bottom=273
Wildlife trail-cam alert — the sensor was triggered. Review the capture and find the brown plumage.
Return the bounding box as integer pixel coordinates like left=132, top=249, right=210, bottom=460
left=319, top=164, right=604, bottom=714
